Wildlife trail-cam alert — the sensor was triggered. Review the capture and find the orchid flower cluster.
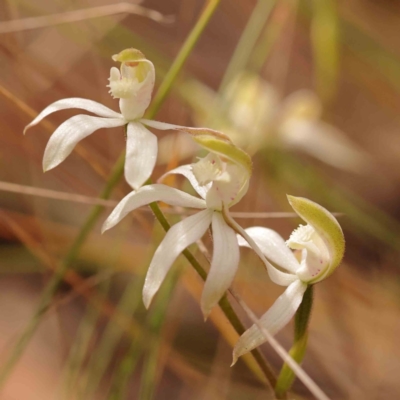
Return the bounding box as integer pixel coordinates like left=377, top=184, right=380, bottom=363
left=25, top=48, right=345, bottom=364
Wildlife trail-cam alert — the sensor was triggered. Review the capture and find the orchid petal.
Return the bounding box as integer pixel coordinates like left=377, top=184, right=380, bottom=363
left=224, top=211, right=297, bottom=286
left=232, top=280, right=308, bottom=364
left=158, top=164, right=210, bottom=199
left=43, top=115, right=125, bottom=171
left=143, top=209, right=213, bottom=308
left=102, top=185, right=206, bottom=233
left=139, top=119, right=184, bottom=131
left=201, top=212, right=240, bottom=319
left=125, top=122, right=157, bottom=190
left=237, top=227, right=300, bottom=273
left=281, top=120, right=370, bottom=173
left=24, top=98, right=122, bottom=133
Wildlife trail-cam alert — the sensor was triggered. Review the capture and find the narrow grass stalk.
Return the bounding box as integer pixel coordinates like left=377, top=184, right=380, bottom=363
left=62, top=280, right=111, bottom=400
left=0, top=0, right=221, bottom=388
left=147, top=0, right=221, bottom=116
left=138, top=264, right=182, bottom=400
left=249, top=0, right=290, bottom=74
left=310, top=0, right=339, bottom=104
left=82, top=276, right=144, bottom=398
left=275, top=286, right=313, bottom=398
left=108, top=334, right=143, bottom=400
left=218, top=0, right=277, bottom=93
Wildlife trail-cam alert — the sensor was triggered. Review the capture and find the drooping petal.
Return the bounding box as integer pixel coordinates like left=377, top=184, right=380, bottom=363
left=232, top=280, right=308, bottom=365
left=24, top=98, right=122, bottom=133
left=139, top=119, right=184, bottom=131
left=237, top=227, right=300, bottom=274
left=143, top=209, right=213, bottom=308
left=158, top=164, right=210, bottom=199
left=224, top=211, right=297, bottom=286
left=43, top=115, right=125, bottom=171
left=281, top=119, right=370, bottom=173
left=125, top=122, right=157, bottom=190
left=102, top=184, right=206, bottom=233
left=201, top=212, right=240, bottom=319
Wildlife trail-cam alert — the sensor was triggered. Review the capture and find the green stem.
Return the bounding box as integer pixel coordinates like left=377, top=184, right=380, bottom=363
left=149, top=202, right=276, bottom=387
left=275, top=285, right=313, bottom=398
left=147, top=0, right=221, bottom=117
left=218, top=0, right=277, bottom=93
left=249, top=0, right=288, bottom=74
left=0, top=0, right=220, bottom=389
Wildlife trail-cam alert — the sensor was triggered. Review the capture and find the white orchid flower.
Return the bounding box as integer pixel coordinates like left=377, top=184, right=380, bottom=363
left=102, top=128, right=253, bottom=318
left=166, top=73, right=370, bottom=173
left=232, top=196, right=345, bottom=365
left=24, top=48, right=164, bottom=190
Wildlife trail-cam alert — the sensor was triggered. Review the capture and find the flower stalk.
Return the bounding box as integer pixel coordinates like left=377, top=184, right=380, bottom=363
left=275, top=285, right=314, bottom=398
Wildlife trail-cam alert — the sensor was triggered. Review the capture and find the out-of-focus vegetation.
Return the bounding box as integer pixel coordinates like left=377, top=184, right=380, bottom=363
left=0, top=0, right=400, bottom=399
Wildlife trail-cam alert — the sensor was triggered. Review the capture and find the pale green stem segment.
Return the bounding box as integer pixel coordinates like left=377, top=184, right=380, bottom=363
left=147, top=0, right=221, bottom=116
left=0, top=0, right=221, bottom=388
left=249, top=0, right=287, bottom=74
left=218, top=0, right=277, bottom=93
left=82, top=276, right=144, bottom=398
left=311, top=0, right=339, bottom=104
left=275, top=285, right=313, bottom=399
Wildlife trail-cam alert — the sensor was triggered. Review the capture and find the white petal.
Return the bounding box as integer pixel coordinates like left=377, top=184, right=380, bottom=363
left=102, top=184, right=206, bottom=233
left=201, top=213, right=240, bottom=319
left=281, top=120, right=370, bottom=173
left=139, top=119, right=184, bottom=131
left=224, top=211, right=297, bottom=286
left=24, top=98, right=122, bottom=133
left=43, top=115, right=125, bottom=171
left=232, top=280, right=308, bottom=364
left=158, top=164, right=210, bottom=199
left=125, top=123, right=157, bottom=190
left=237, top=227, right=300, bottom=273
left=143, top=209, right=213, bottom=308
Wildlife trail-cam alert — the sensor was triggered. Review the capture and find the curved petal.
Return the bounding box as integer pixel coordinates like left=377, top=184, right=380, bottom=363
left=139, top=119, right=184, bottom=131
left=24, top=98, right=122, bottom=133
left=224, top=211, right=297, bottom=286
left=201, top=213, right=240, bottom=319
left=125, top=122, right=157, bottom=190
left=43, top=115, right=125, bottom=171
left=237, top=227, right=300, bottom=273
left=158, top=164, right=210, bottom=199
left=232, top=280, right=308, bottom=365
left=102, top=184, right=206, bottom=233
left=143, top=209, right=213, bottom=308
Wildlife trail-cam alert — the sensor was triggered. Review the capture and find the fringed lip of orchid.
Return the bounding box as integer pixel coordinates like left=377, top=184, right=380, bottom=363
left=232, top=196, right=345, bottom=364
left=287, top=195, right=345, bottom=284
